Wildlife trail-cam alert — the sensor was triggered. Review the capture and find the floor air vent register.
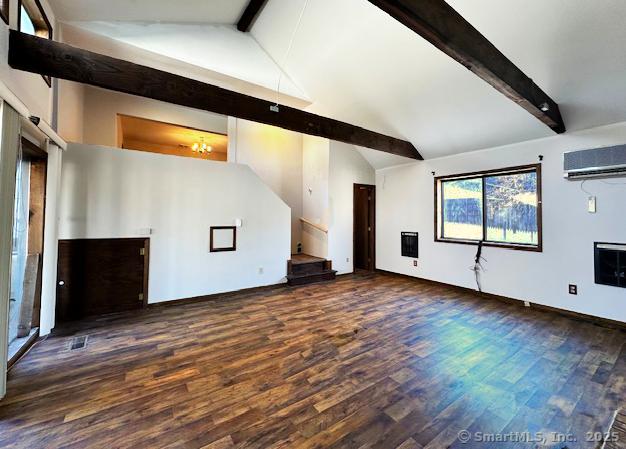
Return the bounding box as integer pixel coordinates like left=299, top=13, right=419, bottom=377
left=69, top=335, right=88, bottom=350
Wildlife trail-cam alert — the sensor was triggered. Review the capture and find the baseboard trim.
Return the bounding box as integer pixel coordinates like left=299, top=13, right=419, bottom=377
left=147, top=282, right=288, bottom=308
left=148, top=272, right=355, bottom=308
left=376, top=269, right=626, bottom=330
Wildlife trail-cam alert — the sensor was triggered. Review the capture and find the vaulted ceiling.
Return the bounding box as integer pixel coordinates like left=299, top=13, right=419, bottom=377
left=49, top=0, right=626, bottom=162
left=49, top=0, right=250, bottom=23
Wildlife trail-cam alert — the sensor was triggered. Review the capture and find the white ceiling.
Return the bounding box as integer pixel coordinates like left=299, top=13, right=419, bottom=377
left=49, top=0, right=249, bottom=23
left=68, top=21, right=308, bottom=102
left=49, top=0, right=626, bottom=163
left=252, top=0, right=626, bottom=159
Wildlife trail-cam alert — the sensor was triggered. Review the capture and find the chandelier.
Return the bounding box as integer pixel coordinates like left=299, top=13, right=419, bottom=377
left=191, top=137, right=212, bottom=155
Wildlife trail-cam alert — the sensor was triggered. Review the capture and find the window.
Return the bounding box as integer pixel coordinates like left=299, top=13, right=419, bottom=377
left=435, top=164, right=542, bottom=251
left=0, top=0, right=8, bottom=25
left=18, top=0, right=53, bottom=86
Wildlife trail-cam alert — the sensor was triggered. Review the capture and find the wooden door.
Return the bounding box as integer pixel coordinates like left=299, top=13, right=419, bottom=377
left=353, top=184, right=376, bottom=271
left=56, top=238, right=149, bottom=322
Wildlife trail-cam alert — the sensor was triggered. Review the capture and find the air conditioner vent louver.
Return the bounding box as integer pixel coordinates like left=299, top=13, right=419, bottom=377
left=564, top=144, right=626, bottom=179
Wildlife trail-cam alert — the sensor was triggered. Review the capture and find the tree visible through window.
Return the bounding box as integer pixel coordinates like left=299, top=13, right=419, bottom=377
left=441, top=178, right=483, bottom=241
left=437, top=165, right=541, bottom=250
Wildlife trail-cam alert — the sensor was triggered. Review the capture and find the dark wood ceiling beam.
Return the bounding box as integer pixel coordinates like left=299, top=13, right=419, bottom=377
left=368, top=0, right=565, bottom=133
left=9, top=31, right=421, bottom=159
left=237, top=0, right=268, bottom=32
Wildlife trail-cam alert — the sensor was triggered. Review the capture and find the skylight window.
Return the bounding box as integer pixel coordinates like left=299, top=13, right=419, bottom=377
left=20, top=5, right=36, bottom=36
left=18, top=0, right=53, bottom=86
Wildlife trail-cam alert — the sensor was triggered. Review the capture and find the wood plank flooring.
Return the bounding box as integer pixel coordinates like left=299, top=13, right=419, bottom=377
left=1, top=271, right=626, bottom=448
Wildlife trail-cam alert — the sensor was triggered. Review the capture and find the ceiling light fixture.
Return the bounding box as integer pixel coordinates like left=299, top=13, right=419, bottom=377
left=539, top=102, right=550, bottom=112
left=190, top=137, right=212, bottom=155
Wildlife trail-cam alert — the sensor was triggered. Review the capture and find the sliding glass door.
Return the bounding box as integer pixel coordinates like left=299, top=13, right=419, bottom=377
left=7, top=139, right=46, bottom=366
left=8, top=151, right=29, bottom=358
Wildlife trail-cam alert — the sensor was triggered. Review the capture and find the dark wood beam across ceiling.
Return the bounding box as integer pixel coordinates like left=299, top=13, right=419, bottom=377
left=237, top=0, right=268, bottom=32
left=368, top=0, right=566, bottom=134
left=9, top=31, right=421, bottom=159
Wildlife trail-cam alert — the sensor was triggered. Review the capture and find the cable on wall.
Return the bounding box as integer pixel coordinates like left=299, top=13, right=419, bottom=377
left=470, top=241, right=486, bottom=292
left=271, top=0, right=310, bottom=111
left=580, top=178, right=626, bottom=196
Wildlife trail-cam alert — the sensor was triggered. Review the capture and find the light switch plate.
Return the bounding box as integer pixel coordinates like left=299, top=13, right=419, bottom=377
left=588, top=196, right=596, bottom=213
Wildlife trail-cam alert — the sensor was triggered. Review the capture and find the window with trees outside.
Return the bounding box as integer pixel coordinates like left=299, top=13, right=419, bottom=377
left=435, top=164, right=542, bottom=251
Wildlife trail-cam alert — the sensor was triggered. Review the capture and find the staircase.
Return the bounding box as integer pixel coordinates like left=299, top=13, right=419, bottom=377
left=287, top=254, right=337, bottom=286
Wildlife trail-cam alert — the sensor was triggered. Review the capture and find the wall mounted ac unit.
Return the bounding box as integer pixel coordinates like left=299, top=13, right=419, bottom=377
left=564, top=144, right=626, bottom=179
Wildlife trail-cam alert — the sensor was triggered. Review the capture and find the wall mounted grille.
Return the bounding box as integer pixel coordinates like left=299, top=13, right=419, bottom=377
left=594, top=242, right=626, bottom=288
left=401, top=232, right=419, bottom=258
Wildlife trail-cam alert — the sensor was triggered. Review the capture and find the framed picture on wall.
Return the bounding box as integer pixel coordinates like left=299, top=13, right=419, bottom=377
left=210, top=226, right=237, bottom=252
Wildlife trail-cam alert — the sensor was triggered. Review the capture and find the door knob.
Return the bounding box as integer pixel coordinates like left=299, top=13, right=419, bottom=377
left=58, top=280, right=65, bottom=286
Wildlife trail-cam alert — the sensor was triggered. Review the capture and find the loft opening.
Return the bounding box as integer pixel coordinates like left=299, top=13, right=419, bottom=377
left=116, top=114, right=228, bottom=162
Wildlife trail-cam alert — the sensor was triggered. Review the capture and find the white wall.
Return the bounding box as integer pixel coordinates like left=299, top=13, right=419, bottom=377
left=301, top=135, right=329, bottom=258
left=59, top=144, right=291, bottom=303
left=57, top=80, right=84, bottom=143
left=229, top=118, right=303, bottom=253
left=377, top=121, right=626, bottom=323
left=328, top=141, right=375, bottom=274
left=83, top=86, right=228, bottom=147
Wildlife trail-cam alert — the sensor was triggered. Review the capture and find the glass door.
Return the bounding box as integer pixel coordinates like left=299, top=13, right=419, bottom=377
left=7, top=139, right=46, bottom=365
left=8, top=144, right=29, bottom=361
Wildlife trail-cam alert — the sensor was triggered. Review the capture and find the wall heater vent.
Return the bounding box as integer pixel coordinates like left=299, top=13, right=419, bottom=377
left=564, top=144, right=626, bottom=179
left=401, top=232, right=419, bottom=258
left=594, top=242, right=626, bottom=288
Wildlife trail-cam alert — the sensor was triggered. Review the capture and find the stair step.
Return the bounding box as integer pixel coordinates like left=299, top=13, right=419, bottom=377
left=290, top=261, right=326, bottom=275
left=286, top=270, right=337, bottom=286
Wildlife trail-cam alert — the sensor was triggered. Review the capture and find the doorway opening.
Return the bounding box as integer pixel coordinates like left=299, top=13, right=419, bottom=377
left=353, top=183, right=376, bottom=271
left=8, top=138, right=47, bottom=368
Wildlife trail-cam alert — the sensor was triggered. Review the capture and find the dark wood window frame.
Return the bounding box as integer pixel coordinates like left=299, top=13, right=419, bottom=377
left=17, top=0, right=53, bottom=87
left=434, top=163, right=542, bottom=252
left=0, top=0, right=9, bottom=25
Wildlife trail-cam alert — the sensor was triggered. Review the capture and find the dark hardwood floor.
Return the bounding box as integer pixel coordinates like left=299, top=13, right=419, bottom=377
left=1, top=272, right=625, bottom=448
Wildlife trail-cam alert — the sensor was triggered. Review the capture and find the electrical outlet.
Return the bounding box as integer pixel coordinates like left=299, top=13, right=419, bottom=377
left=569, top=284, right=578, bottom=295
left=413, top=260, right=418, bottom=267
left=259, top=267, right=264, bottom=275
